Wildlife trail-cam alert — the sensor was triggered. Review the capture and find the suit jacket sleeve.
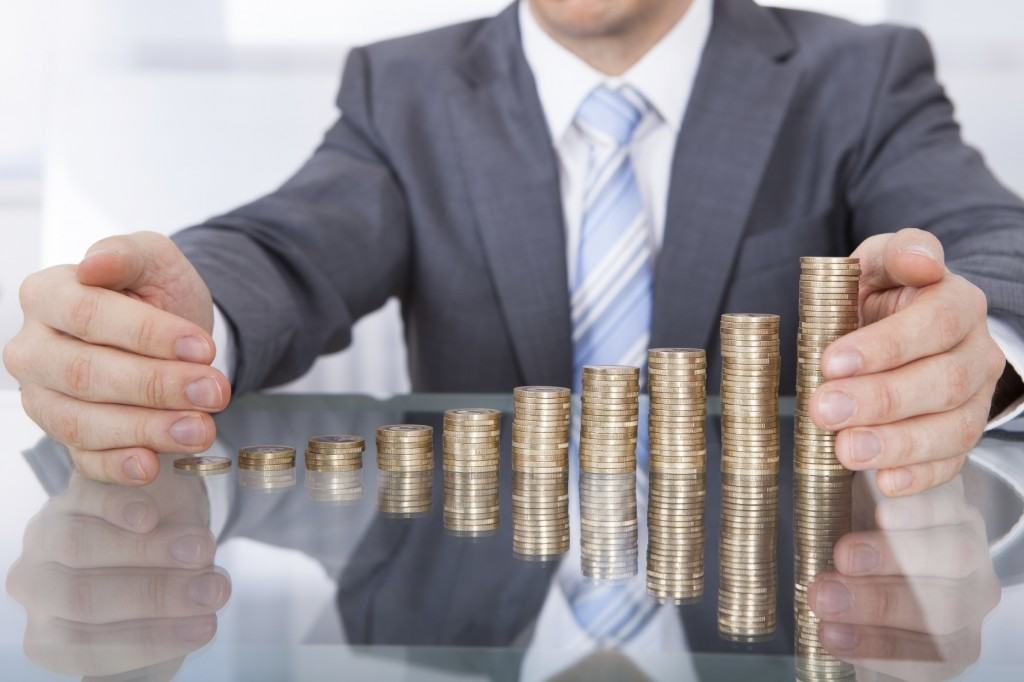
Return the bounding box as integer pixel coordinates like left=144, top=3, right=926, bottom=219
left=172, top=47, right=409, bottom=394
left=845, top=26, right=1024, bottom=336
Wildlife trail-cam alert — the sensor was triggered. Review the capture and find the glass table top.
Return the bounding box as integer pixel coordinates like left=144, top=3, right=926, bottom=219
left=2, top=392, right=1023, bottom=681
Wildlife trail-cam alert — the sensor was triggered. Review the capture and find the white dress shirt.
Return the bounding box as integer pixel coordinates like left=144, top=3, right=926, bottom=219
left=212, top=0, right=1024, bottom=427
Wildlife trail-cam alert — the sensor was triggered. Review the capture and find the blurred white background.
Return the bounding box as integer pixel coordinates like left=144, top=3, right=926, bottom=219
left=1, top=0, right=1023, bottom=393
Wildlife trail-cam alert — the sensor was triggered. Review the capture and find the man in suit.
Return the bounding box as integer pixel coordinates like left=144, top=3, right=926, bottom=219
left=5, top=0, right=1024, bottom=490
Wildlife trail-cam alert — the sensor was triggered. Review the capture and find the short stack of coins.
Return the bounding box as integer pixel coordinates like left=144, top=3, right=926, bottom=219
left=511, top=386, right=571, bottom=559
left=173, top=455, right=231, bottom=475
left=794, top=257, right=859, bottom=681
left=443, top=408, right=502, bottom=536
left=718, top=313, right=780, bottom=641
left=580, top=471, right=638, bottom=580
left=579, top=365, right=640, bottom=474
left=238, top=445, right=296, bottom=471
left=305, top=435, right=365, bottom=472
left=376, top=425, right=434, bottom=472
left=377, top=469, right=433, bottom=518
left=646, top=348, right=707, bottom=603
left=305, top=470, right=363, bottom=504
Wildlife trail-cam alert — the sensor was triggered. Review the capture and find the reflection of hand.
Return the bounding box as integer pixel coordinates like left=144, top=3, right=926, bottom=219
left=809, top=476, right=1000, bottom=681
left=6, top=467, right=230, bottom=677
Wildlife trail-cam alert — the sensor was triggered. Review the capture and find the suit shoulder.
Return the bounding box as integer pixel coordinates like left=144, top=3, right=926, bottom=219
left=356, top=17, right=489, bottom=75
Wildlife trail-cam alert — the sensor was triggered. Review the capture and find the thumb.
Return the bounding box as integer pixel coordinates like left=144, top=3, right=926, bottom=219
left=853, top=227, right=946, bottom=291
left=76, top=232, right=163, bottom=291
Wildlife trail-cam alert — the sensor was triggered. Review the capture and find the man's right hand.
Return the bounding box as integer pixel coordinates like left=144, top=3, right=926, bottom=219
left=3, top=231, right=231, bottom=485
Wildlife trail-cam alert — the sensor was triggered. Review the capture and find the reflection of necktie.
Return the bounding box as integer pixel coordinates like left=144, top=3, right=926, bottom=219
left=570, top=85, right=655, bottom=393
left=567, top=84, right=658, bottom=646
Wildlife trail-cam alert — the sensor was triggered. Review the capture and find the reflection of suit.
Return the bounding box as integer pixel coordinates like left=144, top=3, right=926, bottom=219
left=172, top=0, right=1024, bottom=396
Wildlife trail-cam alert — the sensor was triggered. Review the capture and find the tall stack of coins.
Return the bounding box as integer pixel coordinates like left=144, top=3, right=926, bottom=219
left=646, top=348, right=707, bottom=603
left=305, top=470, right=363, bottom=504
left=718, top=314, right=780, bottom=641
left=376, top=425, right=434, bottom=472
left=443, top=408, right=502, bottom=536
left=794, top=257, right=859, bottom=681
left=512, top=386, right=571, bottom=559
left=580, top=471, right=638, bottom=580
left=377, top=469, right=433, bottom=517
left=238, top=445, right=296, bottom=471
left=579, top=365, right=640, bottom=474
left=305, top=435, right=364, bottom=472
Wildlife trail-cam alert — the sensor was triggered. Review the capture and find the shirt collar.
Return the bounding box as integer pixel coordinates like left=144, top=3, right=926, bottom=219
left=519, top=0, right=712, bottom=142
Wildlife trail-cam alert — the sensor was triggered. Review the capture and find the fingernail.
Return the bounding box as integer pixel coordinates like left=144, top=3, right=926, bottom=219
left=171, top=535, right=207, bottom=565
left=122, top=455, right=148, bottom=482
left=186, top=377, right=223, bottom=409
left=175, top=336, right=211, bottom=363
left=821, top=623, right=858, bottom=652
left=814, top=580, right=852, bottom=616
left=818, top=391, right=856, bottom=426
left=901, top=244, right=938, bottom=262
left=849, top=430, right=881, bottom=464
left=170, top=416, right=206, bottom=447
left=889, top=468, right=914, bottom=493
left=825, top=351, right=861, bottom=378
left=188, top=573, right=227, bottom=608
left=80, top=248, right=114, bottom=264
left=849, top=543, right=879, bottom=574
left=122, top=501, right=149, bottom=529
left=176, top=618, right=216, bottom=645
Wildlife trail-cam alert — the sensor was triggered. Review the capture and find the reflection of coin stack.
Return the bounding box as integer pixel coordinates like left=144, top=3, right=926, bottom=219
left=305, top=435, right=364, bottom=472
left=305, top=470, right=363, bottom=504
left=580, top=471, right=638, bottom=580
left=377, top=469, right=433, bottom=518
left=580, top=365, right=640, bottom=474
left=646, top=348, right=707, bottom=603
left=794, top=257, right=859, bottom=681
left=443, top=408, right=502, bottom=536
left=512, top=386, right=571, bottom=559
left=718, top=314, right=780, bottom=641
left=376, top=425, right=434, bottom=472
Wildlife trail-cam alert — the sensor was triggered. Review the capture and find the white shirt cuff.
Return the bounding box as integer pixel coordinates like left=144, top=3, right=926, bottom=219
left=986, top=316, right=1024, bottom=429
left=211, top=303, right=236, bottom=384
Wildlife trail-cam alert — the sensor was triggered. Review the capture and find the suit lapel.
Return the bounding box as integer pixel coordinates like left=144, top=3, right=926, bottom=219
left=447, top=5, right=573, bottom=387
left=651, top=0, right=800, bottom=351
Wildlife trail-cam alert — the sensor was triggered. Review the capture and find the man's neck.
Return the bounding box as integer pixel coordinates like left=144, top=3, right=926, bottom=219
left=528, top=0, right=694, bottom=76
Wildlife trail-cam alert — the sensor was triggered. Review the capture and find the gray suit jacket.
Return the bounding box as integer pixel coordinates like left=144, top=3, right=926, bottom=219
left=173, top=0, right=1024, bottom=395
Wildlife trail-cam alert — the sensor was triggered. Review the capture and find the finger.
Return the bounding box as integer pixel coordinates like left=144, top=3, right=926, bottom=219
left=818, top=622, right=980, bottom=681
left=812, top=335, right=990, bottom=430
left=853, top=227, right=946, bottom=292
left=22, top=385, right=216, bottom=454
left=22, top=326, right=229, bottom=411
left=24, top=615, right=215, bottom=677
left=871, top=476, right=971, bottom=530
left=876, top=454, right=969, bottom=498
left=832, top=522, right=989, bottom=579
left=14, top=563, right=229, bottom=624
left=820, top=275, right=985, bottom=379
left=808, top=574, right=995, bottom=635
left=19, top=266, right=214, bottom=363
left=23, top=516, right=215, bottom=569
left=833, top=389, right=990, bottom=472
left=53, top=476, right=161, bottom=532
left=68, top=446, right=161, bottom=486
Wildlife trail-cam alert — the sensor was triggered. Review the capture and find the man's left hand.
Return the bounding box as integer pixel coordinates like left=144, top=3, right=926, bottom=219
left=809, top=228, right=1006, bottom=496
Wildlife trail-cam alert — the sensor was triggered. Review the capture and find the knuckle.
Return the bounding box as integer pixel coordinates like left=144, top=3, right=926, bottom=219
left=55, top=517, right=89, bottom=566
left=64, top=352, right=93, bottom=398
left=935, top=301, right=962, bottom=349
left=65, top=573, right=95, bottom=620
left=139, top=368, right=167, bottom=407
left=141, top=573, right=170, bottom=611
left=956, top=409, right=982, bottom=453
left=890, top=426, right=916, bottom=467
left=134, top=315, right=158, bottom=354
left=945, top=359, right=971, bottom=407
left=872, top=583, right=894, bottom=622
left=56, top=405, right=84, bottom=449
left=879, top=332, right=905, bottom=368
left=67, top=290, right=100, bottom=340
left=18, top=271, right=43, bottom=312
left=2, top=337, right=22, bottom=377
left=872, top=379, right=901, bottom=420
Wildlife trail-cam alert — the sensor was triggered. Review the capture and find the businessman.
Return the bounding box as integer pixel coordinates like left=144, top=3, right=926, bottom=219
left=5, top=0, right=1024, bottom=491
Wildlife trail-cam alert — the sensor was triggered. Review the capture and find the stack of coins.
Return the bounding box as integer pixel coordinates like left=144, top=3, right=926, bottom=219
left=580, top=471, right=638, bottom=580
left=305, top=435, right=364, bottom=472
left=305, top=470, right=363, bottom=504
left=376, top=425, right=434, bottom=472
left=238, top=445, right=296, bottom=471
left=579, top=366, right=640, bottom=474
left=377, top=469, right=433, bottom=517
left=718, top=313, right=780, bottom=641
left=443, top=408, right=502, bottom=536
left=173, top=455, right=231, bottom=475
left=794, top=257, right=859, bottom=681
left=646, top=348, right=707, bottom=603
left=511, top=386, right=571, bottom=559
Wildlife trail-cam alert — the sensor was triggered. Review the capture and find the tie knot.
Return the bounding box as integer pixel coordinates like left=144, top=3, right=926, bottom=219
left=575, top=85, right=649, bottom=146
